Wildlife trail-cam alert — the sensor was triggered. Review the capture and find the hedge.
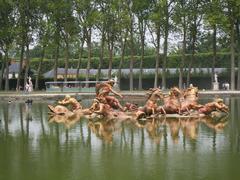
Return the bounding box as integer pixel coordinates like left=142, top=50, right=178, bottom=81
left=25, top=52, right=238, bottom=74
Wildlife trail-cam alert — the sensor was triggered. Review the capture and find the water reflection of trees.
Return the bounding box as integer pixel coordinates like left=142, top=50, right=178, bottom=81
left=229, top=98, right=240, bottom=153
left=3, top=103, right=9, bottom=136
left=237, top=100, right=240, bottom=152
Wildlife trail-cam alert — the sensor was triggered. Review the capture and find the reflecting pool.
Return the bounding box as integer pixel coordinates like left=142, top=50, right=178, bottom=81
left=0, top=98, right=240, bottom=180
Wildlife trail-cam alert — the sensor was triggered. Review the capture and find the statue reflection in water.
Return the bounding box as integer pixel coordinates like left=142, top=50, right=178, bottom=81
left=166, top=118, right=181, bottom=144
left=181, top=118, right=200, bottom=140
left=48, top=108, right=229, bottom=144
left=133, top=118, right=163, bottom=144
left=133, top=117, right=197, bottom=144
left=88, top=119, right=122, bottom=143
left=131, top=114, right=229, bottom=145
left=48, top=113, right=80, bottom=129
left=200, top=115, right=228, bottom=132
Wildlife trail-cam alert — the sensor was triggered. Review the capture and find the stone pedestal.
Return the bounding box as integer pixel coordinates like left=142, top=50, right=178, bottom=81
left=212, top=82, right=219, bottom=90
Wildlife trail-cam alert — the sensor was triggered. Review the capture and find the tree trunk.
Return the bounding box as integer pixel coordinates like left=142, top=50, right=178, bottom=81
left=162, top=33, right=168, bottom=90
left=118, top=34, right=127, bottom=90
left=4, top=51, right=9, bottom=91
left=162, top=1, right=169, bottom=90
left=186, top=20, right=197, bottom=87
left=76, top=39, right=84, bottom=81
left=154, top=26, right=161, bottom=88
left=35, top=44, right=46, bottom=90
left=97, top=31, right=105, bottom=82
left=186, top=43, right=195, bottom=87
left=230, top=22, right=235, bottom=90
left=235, top=20, right=240, bottom=90
left=0, top=53, right=5, bottom=90
left=162, top=29, right=168, bottom=90
left=54, top=42, right=59, bottom=82
left=16, top=43, right=24, bottom=91
left=24, top=44, right=30, bottom=89
left=108, top=37, right=113, bottom=80
left=138, top=20, right=145, bottom=90
left=64, top=37, right=69, bottom=82
left=179, top=16, right=186, bottom=89
left=85, top=28, right=92, bottom=87
left=211, top=24, right=217, bottom=89
left=129, top=18, right=134, bottom=91
left=238, top=58, right=240, bottom=90
left=23, top=0, right=31, bottom=90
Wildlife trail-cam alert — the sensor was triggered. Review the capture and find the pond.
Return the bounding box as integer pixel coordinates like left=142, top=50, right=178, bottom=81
left=0, top=98, right=240, bottom=180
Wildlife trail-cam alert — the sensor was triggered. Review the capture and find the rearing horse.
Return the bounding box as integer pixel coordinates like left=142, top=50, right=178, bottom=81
left=180, top=85, right=202, bottom=113
left=162, top=87, right=182, bottom=114
left=136, top=88, right=164, bottom=119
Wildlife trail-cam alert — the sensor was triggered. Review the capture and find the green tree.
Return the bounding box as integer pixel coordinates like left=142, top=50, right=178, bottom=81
left=17, top=0, right=38, bottom=89
left=95, top=0, right=107, bottom=81
left=15, top=0, right=27, bottom=90
left=0, top=52, right=3, bottom=89
left=236, top=19, right=240, bottom=90
left=0, top=0, right=15, bottom=90
left=173, top=0, right=191, bottom=89
left=148, top=0, right=164, bottom=88
left=34, top=0, right=50, bottom=90
left=132, top=0, right=150, bottom=90
left=116, top=0, right=130, bottom=89
left=225, top=0, right=239, bottom=90
left=74, top=0, right=86, bottom=81
left=128, top=0, right=135, bottom=91
left=75, top=0, right=97, bottom=86
left=105, top=0, right=118, bottom=80
left=48, top=0, right=64, bottom=82
left=186, top=0, right=203, bottom=86
left=60, top=0, right=77, bottom=82
left=162, top=0, right=174, bottom=89
left=203, top=0, right=227, bottom=88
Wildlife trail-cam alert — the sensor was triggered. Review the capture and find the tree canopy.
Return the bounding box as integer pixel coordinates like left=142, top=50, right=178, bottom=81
left=0, top=0, right=240, bottom=90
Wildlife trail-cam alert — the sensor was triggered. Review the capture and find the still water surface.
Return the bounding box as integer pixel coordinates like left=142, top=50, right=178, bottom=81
left=0, top=98, right=240, bottom=180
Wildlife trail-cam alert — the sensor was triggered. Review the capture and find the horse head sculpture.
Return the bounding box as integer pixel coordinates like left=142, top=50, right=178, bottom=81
left=183, top=85, right=199, bottom=101
left=146, top=88, right=164, bottom=102
left=169, top=87, right=182, bottom=98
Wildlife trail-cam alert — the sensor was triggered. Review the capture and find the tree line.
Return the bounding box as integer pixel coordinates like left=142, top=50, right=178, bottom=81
left=0, top=0, right=240, bottom=91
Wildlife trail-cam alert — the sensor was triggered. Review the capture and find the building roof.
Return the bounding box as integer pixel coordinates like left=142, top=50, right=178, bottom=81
left=8, top=63, right=20, bottom=73
left=43, top=68, right=78, bottom=78
left=4, top=62, right=36, bottom=75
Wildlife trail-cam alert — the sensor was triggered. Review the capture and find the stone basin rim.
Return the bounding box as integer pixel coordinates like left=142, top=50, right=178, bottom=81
left=0, top=90, right=239, bottom=101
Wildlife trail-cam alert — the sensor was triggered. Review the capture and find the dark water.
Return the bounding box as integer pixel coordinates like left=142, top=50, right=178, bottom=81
left=0, top=98, right=240, bottom=180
